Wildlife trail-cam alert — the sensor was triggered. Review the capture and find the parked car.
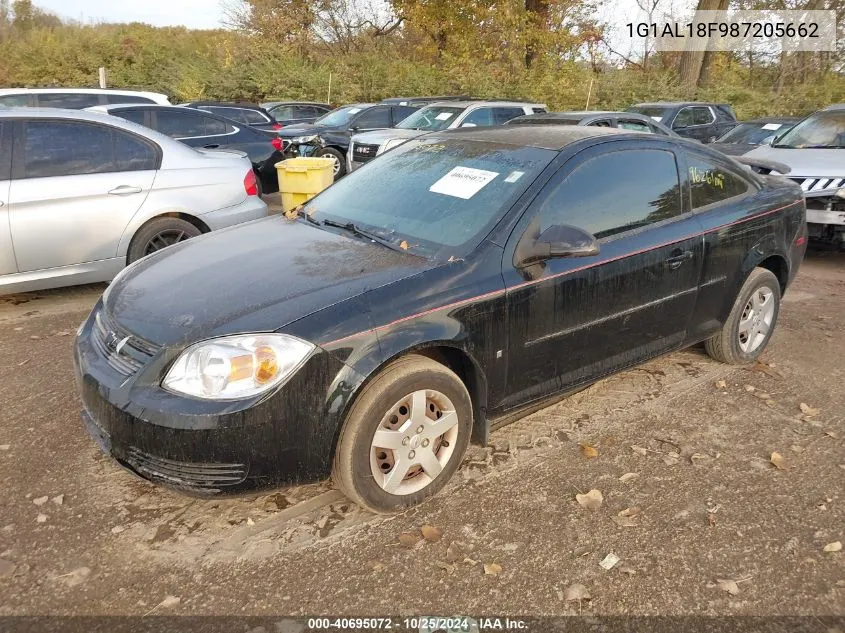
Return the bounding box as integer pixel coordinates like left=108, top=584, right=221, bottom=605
left=89, top=104, right=285, bottom=194
left=74, top=125, right=805, bottom=511
left=278, top=103, right=420, bottom=178
left=262, top=102, right=332, bottom=127
left=626, top=102, right=738, bottom=143
left=506, top=110, right=678, bottom=136
left=0, top=108, right=267, bottom=294
left=0, top=88, right=170, bottom=109
left=181, top=101, right=280, bottom=132
left=348, top=100, right=547, bottom=172
left=744, top=104, right=845, bottom=248
left=709, top=117, right=800, bottom=156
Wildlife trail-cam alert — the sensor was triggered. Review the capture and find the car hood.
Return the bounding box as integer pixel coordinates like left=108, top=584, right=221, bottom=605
left=743, top=145, right=845, bottom=177
left=352, top=128, right=425, bottom=146
left=104, top=217, right=432, bottom=347
left=709, top=142, right=753, bottom=157
left=277, top=123, right=338, bottom=139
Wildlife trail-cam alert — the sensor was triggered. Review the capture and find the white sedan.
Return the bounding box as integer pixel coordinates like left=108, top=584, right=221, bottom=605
left=0, top=108, right=268, bottom=294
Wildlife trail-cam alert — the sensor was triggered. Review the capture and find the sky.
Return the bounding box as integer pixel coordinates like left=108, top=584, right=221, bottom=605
left=35, top=0, right=230, bottom=30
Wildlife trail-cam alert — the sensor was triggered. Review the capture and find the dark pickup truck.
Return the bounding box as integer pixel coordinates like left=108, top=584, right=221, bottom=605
left=627, top=101, right=738, bottom=143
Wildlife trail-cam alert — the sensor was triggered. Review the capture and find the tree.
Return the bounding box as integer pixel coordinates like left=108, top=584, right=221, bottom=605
left=677, top=0, right=728, bottom=90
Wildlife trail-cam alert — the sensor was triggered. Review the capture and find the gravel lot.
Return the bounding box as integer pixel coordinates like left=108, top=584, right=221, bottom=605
left=0, top=248, right=842, bottom=619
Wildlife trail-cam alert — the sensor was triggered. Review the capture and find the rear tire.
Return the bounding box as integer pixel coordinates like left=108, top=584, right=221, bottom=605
left=127, top=217, right=202, bottom=263
left=332, top=354, right=472, bottom=513
left=704, top=267, right=781, bottom=365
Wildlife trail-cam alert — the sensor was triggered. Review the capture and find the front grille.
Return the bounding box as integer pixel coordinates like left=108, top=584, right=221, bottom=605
left=352, top=143, right=379, bottom=163
left=789, top=177, right=845, bottom=193
left=125, top=447, right=247, bottom=490
left=91, top=310, right=159, bottom=377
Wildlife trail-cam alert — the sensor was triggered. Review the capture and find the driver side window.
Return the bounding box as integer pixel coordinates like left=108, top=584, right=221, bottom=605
left=673, top=108, right=695, bottom=128
left=532, top=149, right=683, bottom=240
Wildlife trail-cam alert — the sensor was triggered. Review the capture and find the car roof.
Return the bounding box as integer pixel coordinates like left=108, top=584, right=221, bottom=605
left=424, top=100, right=544, bottom=109
left=743, top=117, right=801, bottom=124
left=0, top=87, right=168, bottom=98
left=632, top=101, right=728, bottom=108
left=822, top=104, right=845, bottom=111
left=267, top=101, right=330, bottom=107
left=432, top=124, right=638, bottom=149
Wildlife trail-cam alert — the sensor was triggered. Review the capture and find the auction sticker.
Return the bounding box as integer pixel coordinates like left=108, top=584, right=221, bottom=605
left=430, top=166, right=498, bottom=199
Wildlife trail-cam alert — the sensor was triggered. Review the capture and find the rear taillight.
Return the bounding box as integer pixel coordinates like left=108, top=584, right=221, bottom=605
left=244, top=170, right=259, bottom=196
left=795, top=235, right=807, bottom=246
left=273, top=123, right=282, bottom=130
left=271, top=137, right=283, bottom=151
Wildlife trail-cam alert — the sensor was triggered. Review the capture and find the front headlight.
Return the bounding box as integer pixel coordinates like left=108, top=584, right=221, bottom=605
left=377, top=138, right=406, bottom=155
left=291, top=135, right=318, bottom=144
left=162, top=334, right=314, bottom=400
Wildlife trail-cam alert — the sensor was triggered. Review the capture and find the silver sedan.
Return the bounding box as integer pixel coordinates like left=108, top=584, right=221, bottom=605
left=0, top=108, right=268, bottom=294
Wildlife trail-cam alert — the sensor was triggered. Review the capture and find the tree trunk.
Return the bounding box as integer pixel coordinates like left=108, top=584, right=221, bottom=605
left=677, top=0, right=725, bottom=91
left=524, top=0, right=549, bottom=68
left=697, top=0, right=729, bottom=87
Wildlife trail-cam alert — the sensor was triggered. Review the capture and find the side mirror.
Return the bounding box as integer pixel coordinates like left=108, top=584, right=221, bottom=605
left=514, top=222, right=600, bottom=268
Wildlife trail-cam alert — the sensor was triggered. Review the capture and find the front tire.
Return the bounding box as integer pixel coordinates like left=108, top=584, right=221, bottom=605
left=316, top=147, right=346, bottom=180
left=332, top=354, right=473, bottom=513
left=704, top=267, right=781, bottom=364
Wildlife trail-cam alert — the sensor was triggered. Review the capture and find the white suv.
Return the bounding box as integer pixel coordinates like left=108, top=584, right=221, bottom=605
left=348, top=101, right=547, bottom=171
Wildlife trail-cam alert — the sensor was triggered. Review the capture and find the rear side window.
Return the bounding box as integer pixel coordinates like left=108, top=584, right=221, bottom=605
left=0, top=94, right=34, bottom=107
left=105, top=94, right=156, bottom=105
left=35, top=93, right=103, bottom=109
left=273, top=105, right=295, bottom=119
left=534, top=148, right=683, bottom=240
left=493, top=107, right=528, bottom=125
left=392, top=106, right=418, bottom=125
left=674, top=108, right=695, bottom=127
left=201, top=106, right=247, bottom=124
left=242, top=109, right=270, bottom=125
left=686, top=151, right=751, bottom=209
left=590, top=119, right=612, bottom=128
left=113, top=109, right=146, bottom=126
left=21, top=120, right=157, bottom=179
left=693, top=107, right=714, bottom=125
left=532, top=107, right=547, bottom=114
left=156, top=110, right=232, bottom=138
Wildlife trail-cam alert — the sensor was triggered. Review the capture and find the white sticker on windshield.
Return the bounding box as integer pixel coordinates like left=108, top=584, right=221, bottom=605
left=650, top=116, right=662, bottom=122
left=429, top=166, right=499, bottom=199
left=348, top=108, right=362, bottom=115
left=762, top=123, right=783, bottom=130
left=435, top=112, right=454, bottom=121
left=504, top=170, right=524, bottom=183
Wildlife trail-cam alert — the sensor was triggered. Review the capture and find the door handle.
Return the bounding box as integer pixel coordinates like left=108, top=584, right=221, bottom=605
left=203, top=144, right=220, bottom=149
left=665, top=250, right=694, bottom=270
left=108, top=186, right=143, bottom=196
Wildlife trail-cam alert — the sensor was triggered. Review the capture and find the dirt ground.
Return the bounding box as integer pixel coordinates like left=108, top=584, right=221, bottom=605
left=0, top=248, right=843, bottom=621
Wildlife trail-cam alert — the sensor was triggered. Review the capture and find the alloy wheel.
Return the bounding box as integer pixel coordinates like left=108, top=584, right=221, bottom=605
left=369, top=389, right=459, bottom=496
left=144, top=229, right=192, bottom=256
left=738, top=287, right=775, bottom=353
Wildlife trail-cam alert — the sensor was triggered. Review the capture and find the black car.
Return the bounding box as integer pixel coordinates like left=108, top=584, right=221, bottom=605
left=94, top=104, right=285, bottom=194
left=506, top=110, right=678, bottom=136
left=278, top=103, right=419, bottom=178
left=626, top=102, right=738, bottom=143
left=74, top=126, right=806, bottom=512
left=709, top=117, right=800, bottom=156
left=181, top=101, right=280, bottom=132
left=261, top=102, right=332, bottom=127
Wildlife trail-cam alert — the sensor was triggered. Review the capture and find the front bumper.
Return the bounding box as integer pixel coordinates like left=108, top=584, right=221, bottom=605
left=73, top=306, right=354, bottom=494
left=806, top=208, right=845, bottom=227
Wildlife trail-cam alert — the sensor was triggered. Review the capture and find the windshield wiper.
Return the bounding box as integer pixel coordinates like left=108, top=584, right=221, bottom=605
left=296, top=207, right=321, bottom=226
left=321, top=219, right=405, bottom=252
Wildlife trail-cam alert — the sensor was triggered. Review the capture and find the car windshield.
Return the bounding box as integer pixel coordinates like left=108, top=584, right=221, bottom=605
left=627, top=106, right=670, bottom=122
left=717, top=122, right=791, bottom=145
left=315, top=106, right=366, bottom=127
left=396, top=106, right=465, bottom=131
left=302, top=138, right=556, bottom=258
left=773, top=110, right=845, bottom=148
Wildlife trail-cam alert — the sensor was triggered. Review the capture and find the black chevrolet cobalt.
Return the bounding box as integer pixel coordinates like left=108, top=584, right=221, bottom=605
left=75, top=126, right=807, bottom=512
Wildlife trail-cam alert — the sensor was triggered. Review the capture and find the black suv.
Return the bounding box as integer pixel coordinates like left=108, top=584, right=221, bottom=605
left=626, top=102, right=738, bottom=143
left=278, top=103, right=419, bottom=178
left=94, top=104, right=285, bottom=193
